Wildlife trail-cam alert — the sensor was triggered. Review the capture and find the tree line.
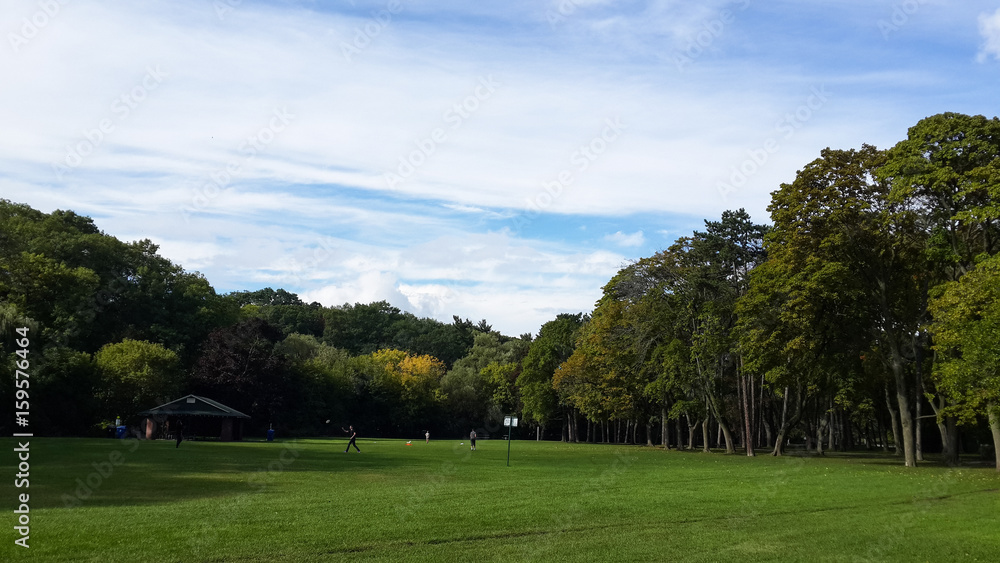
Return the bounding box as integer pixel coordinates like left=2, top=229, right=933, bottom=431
left=2, top=112, right=999, bottom=469
left=550, top=113, right=1000, bottom=470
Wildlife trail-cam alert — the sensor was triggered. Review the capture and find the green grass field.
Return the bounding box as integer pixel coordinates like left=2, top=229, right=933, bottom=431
left=2, top=436, right=999, bottom=562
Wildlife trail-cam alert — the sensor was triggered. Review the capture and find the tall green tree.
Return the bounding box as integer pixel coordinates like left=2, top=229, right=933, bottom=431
left=94, top=339, right=184, bottom=422
left=517, top=313, right=587, bottom=441
left=928, top=253, right=1000, bottom=471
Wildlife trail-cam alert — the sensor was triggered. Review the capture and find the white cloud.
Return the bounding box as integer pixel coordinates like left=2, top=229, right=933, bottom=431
left=604, top=230, right=645, bottom=248
left=979, top=9, right=1000, bottom=62
left=4, top=0, right=997, bottom=335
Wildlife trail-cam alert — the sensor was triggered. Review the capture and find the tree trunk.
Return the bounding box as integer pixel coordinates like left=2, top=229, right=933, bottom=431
left=740, top=363, right=755, bottom=456
left=706, top=394, right=736, bottom=454
left=702, top=415, right=711, bottom=453
left=816, top=411, right=827, bottom=455
left=891, top=346, right=918, bottom=467
left=876, top=415, right=888, bottom=452
left=915, top=349, right=924, bottom=462
left=646, top=421, right=653, bottom=447
left=772, top=386, right=790, bottom=456
left=885, top=385, right=902, bottom=456
left=661, top=404, right=669, bottom=449
left=686, top=414, right=696, bottom=450
left=763, top=418, right=773, bottom=452
left=989, top=404, right=1000, bottom=472
left=930, top=394, right=959, bottom=466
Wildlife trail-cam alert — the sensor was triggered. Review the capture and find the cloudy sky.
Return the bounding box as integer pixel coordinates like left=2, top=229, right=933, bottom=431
left=3, top=1, right=999, bottom=335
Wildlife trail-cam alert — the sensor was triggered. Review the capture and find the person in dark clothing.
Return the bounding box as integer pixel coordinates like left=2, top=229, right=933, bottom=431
left=175, top=419, right=184, bottom=448
left=343, top=425, right=360, bottom=453
left=470, top=429, right=477, bottom=451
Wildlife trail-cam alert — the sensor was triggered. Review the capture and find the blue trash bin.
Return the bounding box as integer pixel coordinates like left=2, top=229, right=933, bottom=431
left=266, top=429, right=275, bottom=442
left=116, top=425, right=127, bottom=439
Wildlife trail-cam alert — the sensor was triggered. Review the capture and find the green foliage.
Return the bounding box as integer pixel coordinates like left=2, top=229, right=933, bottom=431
left=929, top=253, right=1000, bottom=423
left=94, top=339, right=184, bottom=422
left=517, top=313, right=586, bottom=426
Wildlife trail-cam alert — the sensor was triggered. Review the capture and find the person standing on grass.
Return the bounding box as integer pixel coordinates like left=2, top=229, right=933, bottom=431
left=343, top=425, right=360, bottom=453
left=175, top=419, right=184, bottom=448
left=425, top=430, right=430, bottom=444
left=470, top=429, right=477, bottom=451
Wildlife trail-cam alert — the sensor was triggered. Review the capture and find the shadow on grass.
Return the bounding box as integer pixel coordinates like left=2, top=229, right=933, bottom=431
left=0, top=437, right=426, bottom=510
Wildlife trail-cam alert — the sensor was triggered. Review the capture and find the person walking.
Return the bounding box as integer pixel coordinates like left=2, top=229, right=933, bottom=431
left=175, top=419, right=184, bottom=448
left=343, top=425, right=360, bottom=453
left=470, top=429, right=477, bottom=451
left=425, top=430, right=430, bottom=444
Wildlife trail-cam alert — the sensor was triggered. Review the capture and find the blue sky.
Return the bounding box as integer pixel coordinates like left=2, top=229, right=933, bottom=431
left=3, top=0, right=1000, bottom=335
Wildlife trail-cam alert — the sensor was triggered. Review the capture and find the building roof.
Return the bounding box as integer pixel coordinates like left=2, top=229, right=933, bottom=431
left=139, top=394, right=250, bottom=418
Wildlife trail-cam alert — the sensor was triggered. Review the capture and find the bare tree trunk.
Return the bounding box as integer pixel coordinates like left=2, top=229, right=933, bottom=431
left=828, top=408, right=836, bottom=452
left=885, top=385, right=902, bottom=457
left=740, top=360, right=755, bottom=456
left=915, top=354, right=924, bottom=462
left=702, top=414, right=711, bottom=453
left=686, top=414, right=696, bottom=450
left=661, top=404, right=669, bottom=449
left=891, top=348, right=917, bottom=467
left=763, top=418, right=773, bottom=452
left=816, top=410, right=827, bottom=455
left=989, top=404, right=1000, bottom=472
left=772, top=386, right=790, bottom=456
left=646, top=421, right=653, bottom=447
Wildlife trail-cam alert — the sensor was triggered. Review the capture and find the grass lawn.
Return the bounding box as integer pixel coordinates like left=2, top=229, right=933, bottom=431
left=2, top=436, right=999, bottom=562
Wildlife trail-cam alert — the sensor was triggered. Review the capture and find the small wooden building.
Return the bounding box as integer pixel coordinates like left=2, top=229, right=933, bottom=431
left=139, top=394, right=250, bottom=441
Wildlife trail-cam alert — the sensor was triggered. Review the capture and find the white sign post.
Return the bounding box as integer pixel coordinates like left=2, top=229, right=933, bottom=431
left=505, top=415, right=518, bottom=466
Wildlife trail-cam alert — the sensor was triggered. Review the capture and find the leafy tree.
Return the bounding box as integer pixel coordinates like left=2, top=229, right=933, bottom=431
left=517, top=313, right=587, bottom=440
left=226, top=288, right=305, bottom=307
left=928, top=253, right=1000, bottom=470
left=322, top=301, right=404, bottom=355
left=94, top=339, right=184, bottom=422
left=31, top=347, right=101, bottom=436
left=190, top=318, right=291, bottom=430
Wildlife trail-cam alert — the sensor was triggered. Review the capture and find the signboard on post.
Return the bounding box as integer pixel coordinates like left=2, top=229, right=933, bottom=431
left=505, top=414, right=518, bottom=466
